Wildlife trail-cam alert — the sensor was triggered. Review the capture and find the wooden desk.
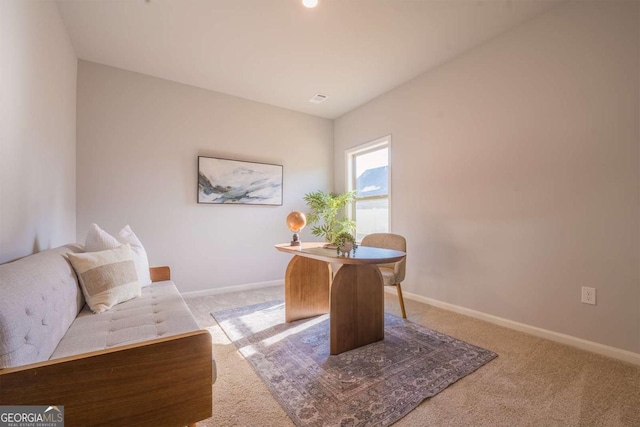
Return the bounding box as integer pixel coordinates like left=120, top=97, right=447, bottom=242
left=275, top=242, right=406, bottom=355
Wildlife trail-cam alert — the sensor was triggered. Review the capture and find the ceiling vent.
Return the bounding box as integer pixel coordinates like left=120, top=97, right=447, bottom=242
left=309, top=94, right=328, bottom=104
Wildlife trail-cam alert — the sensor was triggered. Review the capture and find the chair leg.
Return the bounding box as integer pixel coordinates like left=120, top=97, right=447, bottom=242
left=395, top=283, right=407, bottom=319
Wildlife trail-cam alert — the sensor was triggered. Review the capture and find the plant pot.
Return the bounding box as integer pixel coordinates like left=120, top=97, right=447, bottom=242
left=337, top=241, right=353, bottom=256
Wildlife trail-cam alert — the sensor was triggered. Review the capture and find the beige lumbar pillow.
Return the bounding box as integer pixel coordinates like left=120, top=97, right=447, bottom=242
left=67, top=244, right=141, bottom=313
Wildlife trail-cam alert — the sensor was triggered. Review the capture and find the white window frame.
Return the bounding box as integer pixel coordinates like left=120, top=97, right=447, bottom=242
left=345, top=135, right=391, bottom=238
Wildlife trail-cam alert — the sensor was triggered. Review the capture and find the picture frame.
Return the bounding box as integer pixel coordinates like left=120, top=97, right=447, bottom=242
left=198, top=156, right=283, bottom=205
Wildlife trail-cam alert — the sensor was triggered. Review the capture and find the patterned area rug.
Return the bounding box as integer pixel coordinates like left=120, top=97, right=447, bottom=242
left=212, top=301, right=497, bottom=427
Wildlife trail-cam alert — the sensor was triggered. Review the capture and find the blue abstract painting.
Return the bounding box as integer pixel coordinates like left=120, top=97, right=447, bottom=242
left=198, top=156, right=283, bottom=205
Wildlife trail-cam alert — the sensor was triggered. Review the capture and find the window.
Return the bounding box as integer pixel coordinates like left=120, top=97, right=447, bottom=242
left=346, top=136, right=390, bottom=241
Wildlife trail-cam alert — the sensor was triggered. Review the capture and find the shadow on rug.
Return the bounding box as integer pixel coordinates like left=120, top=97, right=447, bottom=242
left=212, top=301, right=497, bottom=427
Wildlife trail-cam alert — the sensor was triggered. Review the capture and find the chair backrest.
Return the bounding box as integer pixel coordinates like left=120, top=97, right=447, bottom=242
left=360, top=233, right=406, bottom=283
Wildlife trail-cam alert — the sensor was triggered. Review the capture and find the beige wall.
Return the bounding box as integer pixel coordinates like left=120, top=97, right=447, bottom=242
left=334, top=1, right=639, bottom=353
left=4, top=0, right=637, bottom=354
left=76, top=61, right=333, bottom=293
left=0, top=1, right=77, bottom=264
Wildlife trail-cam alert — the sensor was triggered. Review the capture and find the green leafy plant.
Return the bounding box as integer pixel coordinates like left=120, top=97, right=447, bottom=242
left=303, top=190, right=355, bottom=244
left=334, top=231, right=355, bottom=250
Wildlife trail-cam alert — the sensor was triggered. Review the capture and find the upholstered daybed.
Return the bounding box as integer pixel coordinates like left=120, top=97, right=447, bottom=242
left=0, top=243, right=213, bottom=427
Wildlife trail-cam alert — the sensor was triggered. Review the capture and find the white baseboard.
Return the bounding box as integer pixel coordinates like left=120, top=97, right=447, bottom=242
left=183, top=281, right=638, bottom=365
left=181, top=279, right=284, bottom=298
left=387, top=287, right=640, bottom=366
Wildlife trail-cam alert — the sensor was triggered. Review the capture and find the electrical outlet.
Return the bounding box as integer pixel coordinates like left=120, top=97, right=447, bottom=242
left=581, top=286, right=596, bottom=305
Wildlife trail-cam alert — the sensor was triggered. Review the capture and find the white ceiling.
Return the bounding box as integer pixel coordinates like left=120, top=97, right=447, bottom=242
left=57, top=0, right=560, bottom=119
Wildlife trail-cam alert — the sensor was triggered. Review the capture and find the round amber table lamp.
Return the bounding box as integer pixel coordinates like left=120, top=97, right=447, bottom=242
left=286, top=211, right=307, bottom=246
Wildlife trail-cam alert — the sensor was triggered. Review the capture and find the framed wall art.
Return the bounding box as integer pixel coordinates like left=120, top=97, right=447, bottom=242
left=198, top=156, right=283, bottom=205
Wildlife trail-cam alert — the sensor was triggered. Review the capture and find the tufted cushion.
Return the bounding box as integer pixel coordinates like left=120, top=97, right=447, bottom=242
left=49, top=281, right=215, bottom=380
left=51, top=280, right=216, bottom=381
left=0, top=244, right=84, bottom=369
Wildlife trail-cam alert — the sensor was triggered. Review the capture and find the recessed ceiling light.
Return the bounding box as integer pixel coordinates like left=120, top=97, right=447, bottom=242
left=302, top=0, right=318, bottom=8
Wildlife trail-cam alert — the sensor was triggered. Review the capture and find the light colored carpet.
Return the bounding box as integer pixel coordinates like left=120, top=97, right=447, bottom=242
left=185, top=286, right=640, bottom=426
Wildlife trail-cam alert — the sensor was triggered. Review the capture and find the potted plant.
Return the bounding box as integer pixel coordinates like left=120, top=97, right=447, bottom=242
left=334, top=231, right=356, bottom=256
left=303, top=190, right=355, bottom=246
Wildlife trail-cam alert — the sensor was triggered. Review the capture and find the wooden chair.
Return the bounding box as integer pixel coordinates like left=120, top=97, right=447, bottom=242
left=360, top=233, right=407, bottom=318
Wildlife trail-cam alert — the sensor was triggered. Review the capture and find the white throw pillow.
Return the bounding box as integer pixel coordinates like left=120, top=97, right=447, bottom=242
left=117, top=225, right=152, bottom=286
left=85, top=223, right=120, bottom=252
left=84, top=223, right=153, bottom=286
left=67, top=244, right=141, bottom=313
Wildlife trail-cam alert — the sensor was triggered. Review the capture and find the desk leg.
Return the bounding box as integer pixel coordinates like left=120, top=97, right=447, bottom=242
left=285, top=255, right=331, bottom=322
left=330, top=264, right=384, bottom=355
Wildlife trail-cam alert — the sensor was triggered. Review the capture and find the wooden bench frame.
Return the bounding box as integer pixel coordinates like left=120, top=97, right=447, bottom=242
left=0, top=267, right=212, bottom=427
